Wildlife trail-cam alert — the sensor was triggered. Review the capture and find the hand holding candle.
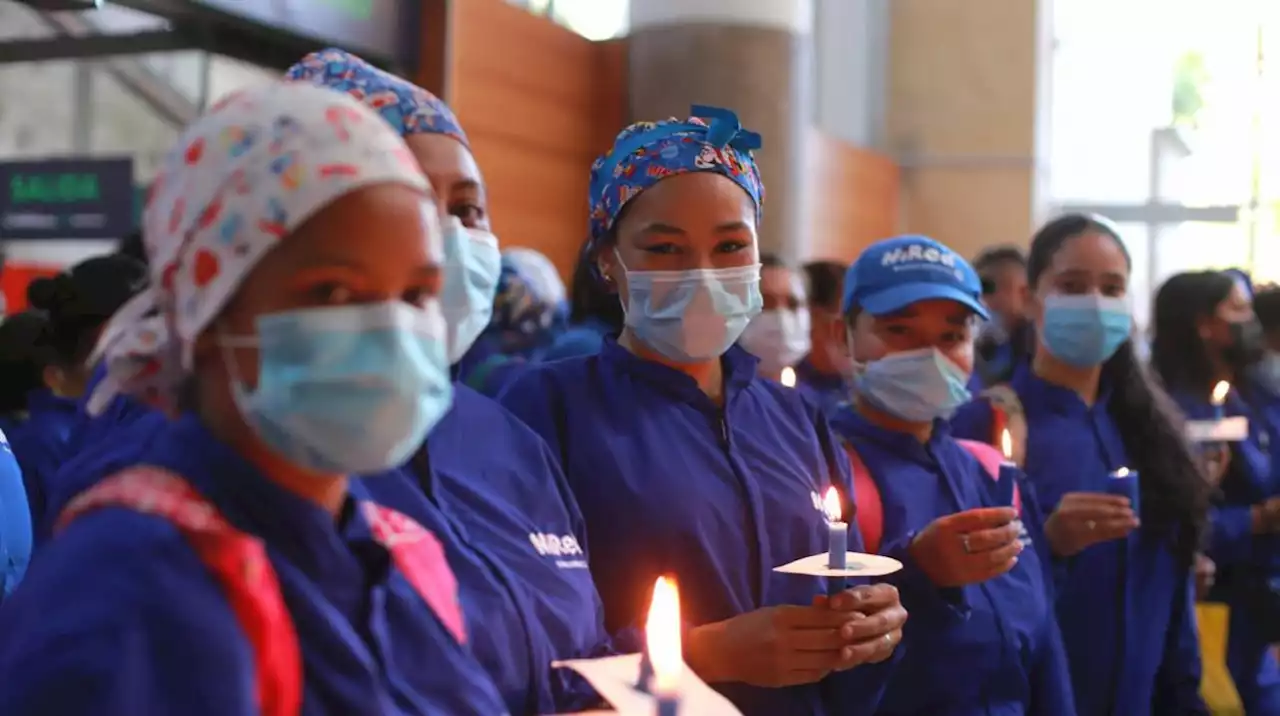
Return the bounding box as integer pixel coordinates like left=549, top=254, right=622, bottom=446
left=646, top=577, right=682, bottom=716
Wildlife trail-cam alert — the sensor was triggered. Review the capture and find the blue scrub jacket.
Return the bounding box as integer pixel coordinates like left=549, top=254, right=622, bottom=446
left=0, top=426, right=31, bottom=597
left=832, top=408, right=1076, bottom=716
left=0, top=414, right=509, bottom=715
left=952, top=366, right=1207, bottom=715
left=499, top=339, right=900, bottom=716
left=365, top=384, right=613, bottom=714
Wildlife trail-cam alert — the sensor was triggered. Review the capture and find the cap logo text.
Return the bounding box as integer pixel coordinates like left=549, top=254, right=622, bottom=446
left=881, top=244, right=956, bottom=267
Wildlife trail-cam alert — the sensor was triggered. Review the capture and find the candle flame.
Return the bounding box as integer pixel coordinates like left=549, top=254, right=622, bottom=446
left=780, top=367, right=796, bottom=388
left=646, top=576, right=683, bottom=694
left=1114, top=467, right=1130, bottom=478
left=823, top=486, right=843, bottom=523
left=1000, top=428, right=1013, bottom=460
left=1212, top=381, right=1230, bottom=405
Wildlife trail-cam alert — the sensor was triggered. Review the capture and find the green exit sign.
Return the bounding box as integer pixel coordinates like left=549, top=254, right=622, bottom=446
left=0, top=157, right=133, bottom=240
left=9, top=172, right=101, bottom=205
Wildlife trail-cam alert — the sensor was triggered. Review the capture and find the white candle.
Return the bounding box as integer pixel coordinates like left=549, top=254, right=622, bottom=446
left=824, top=487, right=847, bottom=570
left=780, top=367, right=797, bottom=388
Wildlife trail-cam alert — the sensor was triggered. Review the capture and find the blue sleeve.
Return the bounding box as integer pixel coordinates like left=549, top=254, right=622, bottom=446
left=1208, top=504, right=1254, bottom=565
left=879, top=534, right=970, bottom=623
left=949, top=398, right=995, bottom=443
left=1152, top=576, right=1210, bottom=715
left=0, top=515, right=256, bottom=715
left=0, top=434, right=31, bottom=597
left=1029, top=603, right=1077, bottom=716
left=541, top=436, right=616, bottom=712
left=498, top=370, right=568, bottom=463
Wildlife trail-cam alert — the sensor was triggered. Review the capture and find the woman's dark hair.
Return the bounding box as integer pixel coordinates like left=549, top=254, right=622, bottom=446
left=26, top=253, right=147, bottom=368
left=1029, top=213, right=1208, bottom=566
left=972, top=245, right=1027, bottom=275
left=117, top=230, right=147, bottom=266
left=568, top=236, right=624, bottom=330
left=0, top=311, right=54, bottom=414
left=1255, top=286, right=1280, bottom=334
left=802, top=261, right=847, bottom=312
left=1150, top=270, right=1234, bottom=395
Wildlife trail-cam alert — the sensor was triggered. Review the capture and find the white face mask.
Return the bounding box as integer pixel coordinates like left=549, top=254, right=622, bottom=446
left=739, top=307, right=811, bottom=375
left=440, top=217, right=502, bottom=364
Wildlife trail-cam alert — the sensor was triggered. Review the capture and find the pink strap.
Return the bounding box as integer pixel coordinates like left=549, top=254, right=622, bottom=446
left=956, top=439, right=1022, bottom=513
left=57, top=468, right=303, bottom=716
left=845, top=446, right=885, bottom=555
left=361, top=503, right=468, bottom=645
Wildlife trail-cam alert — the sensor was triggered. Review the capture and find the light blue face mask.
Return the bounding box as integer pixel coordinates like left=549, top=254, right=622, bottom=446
left=618, top=255, right=763, bottom=363
left=1041, top=294, right=1132, bottom=368
left=441, top=217, right=502, bottom=364
left=222, top=301, right=454, bottom=475
left=854, top=347, right=972, bottom=422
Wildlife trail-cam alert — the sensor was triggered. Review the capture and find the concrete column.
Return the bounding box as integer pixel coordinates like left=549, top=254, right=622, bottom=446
left=887, top=0, right=1054, bottom=258
left=627, top=0, right=814, bottom=263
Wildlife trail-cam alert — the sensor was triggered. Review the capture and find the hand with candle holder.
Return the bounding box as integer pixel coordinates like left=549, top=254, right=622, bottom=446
left=1042, top=492, right=1139, bottom=558
left=907, top=507, right=1023, bottom=587
left=682, top=590, right=905, bottom=688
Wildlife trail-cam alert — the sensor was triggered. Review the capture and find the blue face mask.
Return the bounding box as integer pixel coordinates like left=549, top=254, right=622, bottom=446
left=1041, top=294, right=1132, bottom=368
left=441, top=218, right=502, bottom=364
left=854, top=347, right=972, bottom=422
left=223, top=301, right=454, bottom=475
left=618, top=255, right=763, bottom=363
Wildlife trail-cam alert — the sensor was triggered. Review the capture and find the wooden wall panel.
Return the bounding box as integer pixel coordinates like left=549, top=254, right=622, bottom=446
left=445, top=0, right=627, bottom=279
left=805, top=130, right=901, bottom=263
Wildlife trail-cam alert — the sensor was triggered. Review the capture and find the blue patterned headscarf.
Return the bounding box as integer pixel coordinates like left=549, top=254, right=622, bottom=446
left=587, top=105, right=764, bottom=248
left=285, top=48, right=468, bottom=146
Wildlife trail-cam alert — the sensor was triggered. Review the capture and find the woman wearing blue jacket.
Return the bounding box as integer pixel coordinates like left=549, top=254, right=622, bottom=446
left=953, top=215, right=1210, bottom=715
left=498, top=107, right=907, bottom=716
left=831, top=234, right=1075, bottom=715
left=288, top=50, right=613, bottom=714
left=1149, top=267, right=1280, bottom=714
left=0, top=82, right=508, bottom=716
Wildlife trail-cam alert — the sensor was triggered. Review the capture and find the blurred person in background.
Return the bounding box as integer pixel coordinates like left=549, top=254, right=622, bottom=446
left=1150, top=269, right=1280, bottom=714
left=0, top=81, right=509, bottom=716
left=952, top=215, right=1209, bottom=715
left=738, top=253, right=811, bottom=384
left=499, top=106, right=907, bottom=716
left=970, top=245, right=1032, bottom=390
left=542, top=238, right=626, bottom=360
left=289, top=50, right=614, bottom=714
left=461, top=257, right=565, bottom=397
left=4, top=254, right=145, bottom=541
left=504, top=246, right=570, bottom=345
left=793, top=260, right=852, bottom=416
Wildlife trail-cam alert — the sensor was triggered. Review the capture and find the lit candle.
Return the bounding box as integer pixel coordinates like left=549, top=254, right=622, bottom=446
left=646, top=576, right=682, bottom=716
left=1212, top=381, right=1230, bottom=421
left=780, top=367, right=797, bottom=388
left=1000, top=428, right=1014, bottom=462
left=824, top=487, right=847, bottom=570
left=1108, top=466, right=1141, bottom=515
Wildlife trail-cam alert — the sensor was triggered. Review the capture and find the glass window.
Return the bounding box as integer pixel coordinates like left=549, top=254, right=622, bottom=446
left=550, top=0, right=629, bottom=40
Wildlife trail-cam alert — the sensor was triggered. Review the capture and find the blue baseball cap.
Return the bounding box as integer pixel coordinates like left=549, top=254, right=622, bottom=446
left=841, top=235, right=990, bottom=319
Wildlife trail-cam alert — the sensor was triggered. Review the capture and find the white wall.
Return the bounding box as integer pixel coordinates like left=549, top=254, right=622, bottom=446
left=813, top=0, right=890, bottom=149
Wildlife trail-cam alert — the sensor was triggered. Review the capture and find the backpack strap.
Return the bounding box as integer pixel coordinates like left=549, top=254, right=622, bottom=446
left=955, top=439, right=1023, bottom=514
left=361, top=502, right=468, bottom=645
left=844, top=445, right=885, bottom=554
left=981, top=383, right=1027, bottom=467
left=56, top=467, right=302, bottom=716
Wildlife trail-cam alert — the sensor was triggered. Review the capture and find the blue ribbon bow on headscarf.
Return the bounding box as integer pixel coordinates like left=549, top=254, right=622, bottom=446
left=587, top=105, right=764, bottom=249
left=285, top=48, right=469, bottom=146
